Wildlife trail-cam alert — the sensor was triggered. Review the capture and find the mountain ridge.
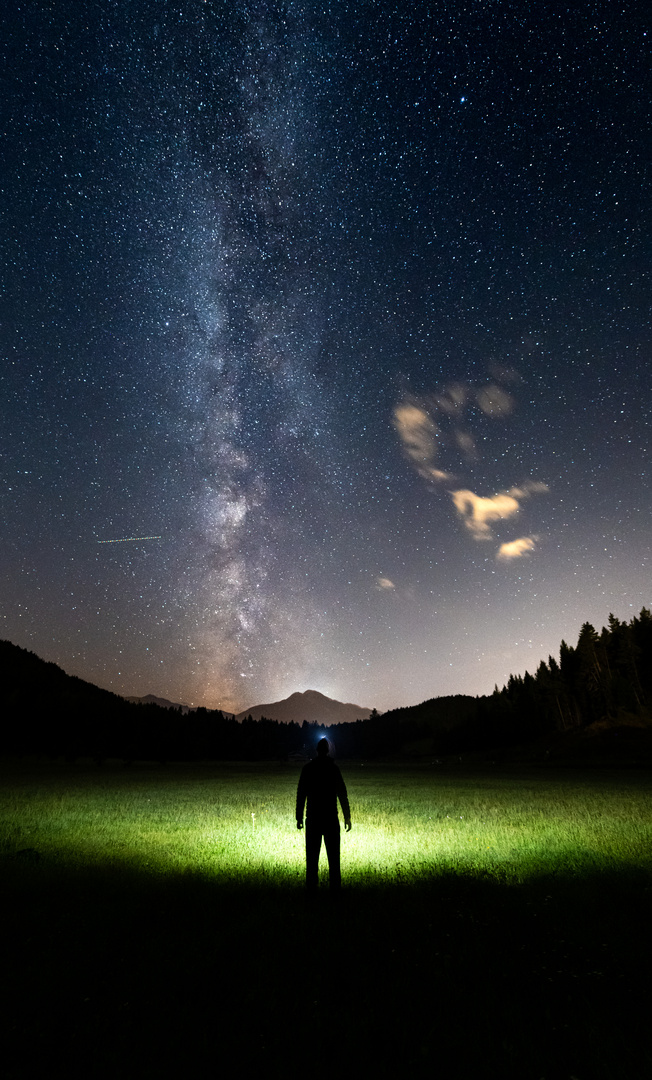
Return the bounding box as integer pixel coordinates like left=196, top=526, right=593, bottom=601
left=235, top=688, right=372, bottom=726
left=125, top=694, right=198, bottom=715
left=123, top=688, right=372, bottom=725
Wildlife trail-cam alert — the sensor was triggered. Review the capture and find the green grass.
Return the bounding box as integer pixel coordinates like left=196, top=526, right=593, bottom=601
left=2, top=760, right=652, bottom=1079
left=2, top=760, right=651, bottom=885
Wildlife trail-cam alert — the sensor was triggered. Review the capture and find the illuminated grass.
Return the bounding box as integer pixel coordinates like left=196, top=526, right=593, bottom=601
left=2, top=762, right=651, bottom=886
left=4, top=761, right=652, bottom=1080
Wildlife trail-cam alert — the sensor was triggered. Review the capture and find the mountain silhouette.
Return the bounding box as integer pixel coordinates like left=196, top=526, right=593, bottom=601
left=234, top=689, right=372, bottom=726
left=125, top=694, right=197, bottom=715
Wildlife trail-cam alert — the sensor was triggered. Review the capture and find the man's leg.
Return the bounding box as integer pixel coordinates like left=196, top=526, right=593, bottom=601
left=323, top=821, right=341, bottom=890
left=305, top=819, right=322, bottom=891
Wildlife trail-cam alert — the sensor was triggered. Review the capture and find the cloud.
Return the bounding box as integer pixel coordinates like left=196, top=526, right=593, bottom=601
left=393, top=403, right=437, bottom=470
left=376, top=577, right=395, bottom=590
left=392, top=402, right=452, bottom=481
left=393, top=376, right=520, bottom=484
left=496, top=537, right=537, bottom=561
left=508, top=481, right=549, bottom=498
left=451, top=482, right=548, bottom=541
left=455, top=430, right=477, bottom=460
left=433, top=383, right=469, bottom=415
left=392, top=374, right=549, bottom=559
left=451, top=489, right=521, bottom=540
left=487, top=364, right=523, bottom=384
left=475, top=384, right=515, bottom=417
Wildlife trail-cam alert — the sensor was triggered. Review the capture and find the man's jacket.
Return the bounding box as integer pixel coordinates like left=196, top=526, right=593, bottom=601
left=296, top=756, right=350, bottom=824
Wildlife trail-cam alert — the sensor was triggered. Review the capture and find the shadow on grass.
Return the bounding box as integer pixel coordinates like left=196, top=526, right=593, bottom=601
left=3, top=854, right=651, bottom=1079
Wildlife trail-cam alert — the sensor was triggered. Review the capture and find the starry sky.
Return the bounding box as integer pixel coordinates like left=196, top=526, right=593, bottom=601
left=1, top=1, right=650, bottom=714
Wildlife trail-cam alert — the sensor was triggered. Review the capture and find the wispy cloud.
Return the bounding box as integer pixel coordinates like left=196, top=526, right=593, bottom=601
left=508, top=481, right=549, bottom=498
left=376, top=576, right=396, bottom=590
left=392, top=373, right=549, bottom=559
left=392, top=402, right=452, bottom=481
left=475, top=384, right=515, bottom=417
left=393, top=379, right=516, bottom=483
left=496, top=536, right=537, bottom=561
left=454, top=430, right=477, bottom=461
left=433, top=382, right=468, bottom=415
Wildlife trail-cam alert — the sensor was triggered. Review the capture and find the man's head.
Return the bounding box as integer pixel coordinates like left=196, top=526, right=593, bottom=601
left=316, top=737, right=330, bottom=757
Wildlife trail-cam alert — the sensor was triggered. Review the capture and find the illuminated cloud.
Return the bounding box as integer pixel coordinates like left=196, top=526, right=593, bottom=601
left=451, top=483, right=548, bottom=541
left=393, top=375, right=549, bottom=557
left=496, top=537, right=537, bottom=561
left=475, top=384, right=515, bottom=417
left=393, top=403, right=437, bottom=469
left=393, top=402, right=452, bottom=481
left=394, top=375, right=521, bottom=482
left=377, top=577, right=395, bottom=590
left=508, top=481, right=549, bottom=498
left=433, top=383, right=468, bottom=415
left=451, top=489, right=521, bottom=540
left=455, top=430, right=477, bottom=460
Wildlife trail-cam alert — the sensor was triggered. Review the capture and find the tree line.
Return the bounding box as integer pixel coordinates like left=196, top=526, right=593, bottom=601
left=1, top=608, right=651, bottom=762
left=382, top=608, right=652, bottom=756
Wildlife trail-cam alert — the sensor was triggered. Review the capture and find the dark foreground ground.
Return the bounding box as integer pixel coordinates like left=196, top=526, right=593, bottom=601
left=3, top=856, right=651, bottom=1080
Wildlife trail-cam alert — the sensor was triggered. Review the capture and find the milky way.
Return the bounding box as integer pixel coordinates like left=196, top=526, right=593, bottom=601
left=1, top=2, right=650, bottom=712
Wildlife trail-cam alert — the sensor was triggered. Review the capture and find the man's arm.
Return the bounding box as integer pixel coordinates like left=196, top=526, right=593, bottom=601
left=336, top=767, right=351, bottom=831
left=296, top=767, right=307, bottom=829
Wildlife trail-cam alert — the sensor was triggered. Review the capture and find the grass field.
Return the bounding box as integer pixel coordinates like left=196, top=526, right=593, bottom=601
left=3, top=759, right=652, bottom=1078
left=2, top=760, right=652, bottom=885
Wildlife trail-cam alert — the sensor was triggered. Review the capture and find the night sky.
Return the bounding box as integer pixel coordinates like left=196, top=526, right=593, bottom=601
left=2, top=1, right=650, bottom=715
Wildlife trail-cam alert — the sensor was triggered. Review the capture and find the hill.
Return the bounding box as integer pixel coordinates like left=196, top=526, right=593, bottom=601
left=235, top=689, right=371, bottom=725
left=0, top=641, right=229, bottom=761
left=125, top=694, right=198, bottom=715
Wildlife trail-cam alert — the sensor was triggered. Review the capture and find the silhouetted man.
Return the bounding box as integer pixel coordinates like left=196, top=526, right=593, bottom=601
left=296, top=738, right=351, bottom=891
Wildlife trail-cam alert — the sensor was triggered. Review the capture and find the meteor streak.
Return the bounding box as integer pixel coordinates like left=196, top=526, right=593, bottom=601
left=98, top=536, right=162, bottom=544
